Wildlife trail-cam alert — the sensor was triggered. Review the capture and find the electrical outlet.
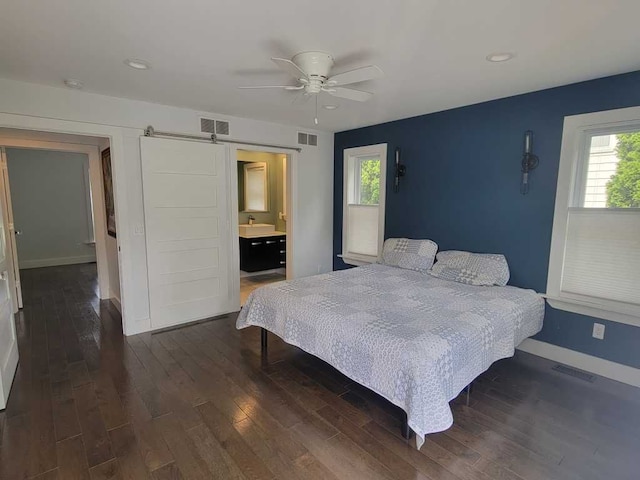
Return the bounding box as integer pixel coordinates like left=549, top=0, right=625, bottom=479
left=134, top=224, right=145, bottom=236
left=592, top=323, right=605, bottom=340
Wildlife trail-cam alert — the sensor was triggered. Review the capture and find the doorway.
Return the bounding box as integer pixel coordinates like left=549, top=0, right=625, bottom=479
left=0, top=130, right=121, bottom=315
left=233, top=147, right=293, bottom=305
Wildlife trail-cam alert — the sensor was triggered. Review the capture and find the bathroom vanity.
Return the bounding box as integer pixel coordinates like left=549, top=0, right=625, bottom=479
left=239, top=224, right=286, bottom=272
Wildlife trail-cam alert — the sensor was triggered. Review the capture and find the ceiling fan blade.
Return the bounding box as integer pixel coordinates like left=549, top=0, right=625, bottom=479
left=328, top=87, right=373, bottom=102
left=271, top=57, right=308, bottom=80
left=327, top=65, right=383, bottom=86
left=238, top=85, right=304, bottom=90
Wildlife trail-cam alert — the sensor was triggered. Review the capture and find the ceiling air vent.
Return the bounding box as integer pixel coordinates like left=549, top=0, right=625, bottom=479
left=298, top=132, right=318, bottom=146
left=200, top=118, right=215, bottom=134
left=200, top=117, right=230, bottom=136
left=215, top=120, right=230, bottom=136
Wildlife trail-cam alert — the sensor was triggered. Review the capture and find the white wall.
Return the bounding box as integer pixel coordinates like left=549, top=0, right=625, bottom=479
left=6, top=148, right=96, bottom=269
left=0, top=78, right=334, bottom=334
left=106, top=235, right=120, bottom=308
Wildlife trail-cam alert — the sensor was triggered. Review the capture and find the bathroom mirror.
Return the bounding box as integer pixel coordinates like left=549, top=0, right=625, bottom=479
left=239, top=161, right=268, bottom=212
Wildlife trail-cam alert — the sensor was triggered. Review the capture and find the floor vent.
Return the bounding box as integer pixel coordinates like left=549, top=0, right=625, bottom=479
left=552, top=364, right=596, bottom=382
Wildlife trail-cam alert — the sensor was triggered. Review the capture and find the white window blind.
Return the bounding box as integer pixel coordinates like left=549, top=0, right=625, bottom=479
left=346, top=204, right=379, bottom=256
left=562, top=209, right=640, bottom=305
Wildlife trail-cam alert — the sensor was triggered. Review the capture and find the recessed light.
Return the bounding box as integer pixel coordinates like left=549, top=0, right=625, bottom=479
left=323, top=104, right=338, bottom=110
left=64, top=78, right=84, bottom=89
left=124, top=58, right=151, bottom=70
left=486, top=52, right=515, bottom=63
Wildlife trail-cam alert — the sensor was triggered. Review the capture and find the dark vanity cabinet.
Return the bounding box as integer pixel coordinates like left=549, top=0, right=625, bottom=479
left=239, top=235, right=286, bottom=272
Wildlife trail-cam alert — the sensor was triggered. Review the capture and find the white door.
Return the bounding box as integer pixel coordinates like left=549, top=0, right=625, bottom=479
left=0, top=148, right=22, bottom=311
left=140, top=137, right=236, bottom=329
left=0, top=155, right=18, bottom=409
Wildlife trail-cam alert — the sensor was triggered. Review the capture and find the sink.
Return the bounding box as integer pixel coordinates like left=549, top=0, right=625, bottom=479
left=238, top=223, right=275, bottom=237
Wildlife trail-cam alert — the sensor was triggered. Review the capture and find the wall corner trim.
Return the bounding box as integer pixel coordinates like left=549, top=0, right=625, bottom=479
left=517, top=338, right=640, bottom=388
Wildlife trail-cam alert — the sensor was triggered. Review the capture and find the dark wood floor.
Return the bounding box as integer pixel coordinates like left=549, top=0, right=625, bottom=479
left=1, top=264, right=639, bottom=480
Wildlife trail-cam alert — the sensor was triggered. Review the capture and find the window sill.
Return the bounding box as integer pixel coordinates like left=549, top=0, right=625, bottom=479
left=338, top=254, right=377, bottom=267
left=544, top=294, right=640, bottom=327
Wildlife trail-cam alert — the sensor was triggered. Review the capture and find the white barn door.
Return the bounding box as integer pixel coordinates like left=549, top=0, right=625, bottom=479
left=140, top=137, right=236, bottom=330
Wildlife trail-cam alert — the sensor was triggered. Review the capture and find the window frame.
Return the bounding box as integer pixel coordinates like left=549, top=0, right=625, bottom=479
left=341, top=143, right=387, bottom=266
left=547, top=106, right=640, bottom=327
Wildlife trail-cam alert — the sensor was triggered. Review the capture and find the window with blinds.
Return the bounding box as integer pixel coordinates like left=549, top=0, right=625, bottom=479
left=548, top=108, right=640, bottom=325
left=342, top=144, right=387, bottom=265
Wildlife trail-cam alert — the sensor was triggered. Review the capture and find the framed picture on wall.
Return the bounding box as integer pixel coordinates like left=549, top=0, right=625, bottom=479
left=101, top=147, right=117, bottom=238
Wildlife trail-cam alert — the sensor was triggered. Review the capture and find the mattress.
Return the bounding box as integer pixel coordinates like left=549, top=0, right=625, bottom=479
left=237, top=263, right=544, bottom=448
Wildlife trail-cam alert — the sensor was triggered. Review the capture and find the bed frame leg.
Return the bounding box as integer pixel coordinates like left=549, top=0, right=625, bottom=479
left=260, top=327, right=269, bottom=367
left=400, top=412, right=413, bottom=440
left=465, top=382, right=472, bottom=407
left=260, top=327, right=268, bottom=355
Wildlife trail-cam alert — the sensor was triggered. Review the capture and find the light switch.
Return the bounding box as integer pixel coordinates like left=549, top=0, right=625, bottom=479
left=134, top=224, right=145, bottom=236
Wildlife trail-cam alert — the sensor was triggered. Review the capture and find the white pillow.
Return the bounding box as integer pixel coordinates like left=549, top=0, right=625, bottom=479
left=428, top=250, right=510, bottom=286
left=381, top=238, right=438, bottom=272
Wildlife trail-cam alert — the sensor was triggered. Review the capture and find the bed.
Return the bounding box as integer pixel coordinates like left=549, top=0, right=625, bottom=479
left=237, top=262, right=544, bottom=449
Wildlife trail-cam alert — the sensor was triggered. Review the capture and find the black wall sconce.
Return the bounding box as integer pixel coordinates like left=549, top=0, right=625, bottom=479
left=520, top=130, right=539, bottom=194
left=394, top=147, right=406, bottom=193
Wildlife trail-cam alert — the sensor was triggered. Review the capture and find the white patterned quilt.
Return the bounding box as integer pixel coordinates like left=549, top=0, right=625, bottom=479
left=237, top=264, right=544, bottom=448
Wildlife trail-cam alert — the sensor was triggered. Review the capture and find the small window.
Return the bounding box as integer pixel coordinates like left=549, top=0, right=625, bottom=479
left=579, top=132, right=640, bottom=208
left=547, top=108, right=640, bottom=326
left=342, top=144, right=387, bottom=265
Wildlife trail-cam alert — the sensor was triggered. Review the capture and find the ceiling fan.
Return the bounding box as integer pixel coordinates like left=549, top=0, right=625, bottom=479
left=238, top=51, right=383, bottom=124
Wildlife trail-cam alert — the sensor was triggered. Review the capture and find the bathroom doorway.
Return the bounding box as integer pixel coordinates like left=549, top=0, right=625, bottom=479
left=233, top=148, right=292, bottom=305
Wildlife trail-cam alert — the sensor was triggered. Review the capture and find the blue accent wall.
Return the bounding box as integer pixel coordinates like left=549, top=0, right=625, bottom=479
left=334, top=71, right=640, bottom=369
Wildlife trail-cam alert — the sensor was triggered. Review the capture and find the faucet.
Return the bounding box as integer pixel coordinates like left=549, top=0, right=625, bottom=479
left=248, top=215, right=255, bottom=225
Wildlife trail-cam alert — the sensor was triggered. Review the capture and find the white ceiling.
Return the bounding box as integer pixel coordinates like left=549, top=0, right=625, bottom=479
left=1, top=0, right=639, bottom=132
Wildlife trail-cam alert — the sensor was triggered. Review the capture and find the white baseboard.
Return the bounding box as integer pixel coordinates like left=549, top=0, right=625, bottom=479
left=19, top=255, right=97, bottom=269
left=517, top=338, right=640, bottom=388
left=123, top=318, right=151, bottom=336
left=110, top=296, right=121, bottom=313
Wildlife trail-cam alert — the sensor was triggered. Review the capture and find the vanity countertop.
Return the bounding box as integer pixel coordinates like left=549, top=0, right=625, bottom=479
left=239, top=230, right=286, bottom=239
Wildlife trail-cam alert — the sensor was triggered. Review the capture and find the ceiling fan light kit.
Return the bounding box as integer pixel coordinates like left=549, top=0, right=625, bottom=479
left=238, top=51, right=383, bottom=124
